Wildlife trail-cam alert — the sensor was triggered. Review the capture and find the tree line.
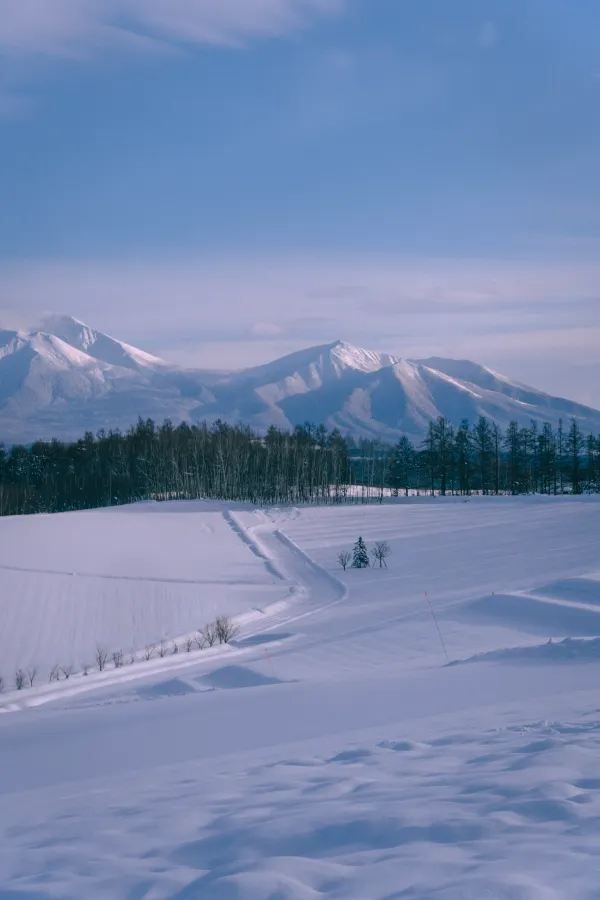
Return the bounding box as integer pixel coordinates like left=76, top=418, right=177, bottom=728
left=0, top=414, right=599, bottom=516
left=352, top=416, right=600, bottom=497
left=0, top=419, right=351, bottom=516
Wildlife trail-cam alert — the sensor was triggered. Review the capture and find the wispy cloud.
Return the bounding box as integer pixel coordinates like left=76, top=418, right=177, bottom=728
left=0, top=0, right=343, bottom=60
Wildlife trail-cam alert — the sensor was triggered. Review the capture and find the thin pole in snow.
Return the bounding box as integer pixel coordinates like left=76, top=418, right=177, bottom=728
left=423, top=592, right=450, bottom=664
left=262, top=647, right=277, bottom=679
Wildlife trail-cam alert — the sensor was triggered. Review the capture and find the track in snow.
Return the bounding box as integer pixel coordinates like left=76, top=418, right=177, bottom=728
left=0, top=508, right=346, bottom=714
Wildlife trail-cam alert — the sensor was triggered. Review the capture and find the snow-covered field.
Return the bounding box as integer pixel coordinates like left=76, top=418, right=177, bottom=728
left=1, top=496, right=600, bottom=898
left=0, top=502, right=287, bottom=678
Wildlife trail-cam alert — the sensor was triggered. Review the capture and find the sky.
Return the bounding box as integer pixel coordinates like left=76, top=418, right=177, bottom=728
left=1, top=0, right=600, bottom=405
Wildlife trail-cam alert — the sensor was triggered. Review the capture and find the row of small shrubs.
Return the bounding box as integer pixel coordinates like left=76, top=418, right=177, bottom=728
left=0, top=616, right=239, bottom=694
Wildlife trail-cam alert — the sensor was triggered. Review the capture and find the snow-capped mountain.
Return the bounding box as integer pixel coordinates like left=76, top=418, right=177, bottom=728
left=1, top=317, right=599, bottom=443
left=0, top=318, right=214, bottom=443
left=39, top=314, right=167, bottom=371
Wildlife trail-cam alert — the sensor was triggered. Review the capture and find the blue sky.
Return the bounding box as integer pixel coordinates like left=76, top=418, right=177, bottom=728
left=1, top=0, right=600, bottom=403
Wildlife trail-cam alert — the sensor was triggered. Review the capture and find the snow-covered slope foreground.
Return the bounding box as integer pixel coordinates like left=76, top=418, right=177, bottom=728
left=2, top=315, right=600, bottom=442
left=2, top=496, right=600, bottom=898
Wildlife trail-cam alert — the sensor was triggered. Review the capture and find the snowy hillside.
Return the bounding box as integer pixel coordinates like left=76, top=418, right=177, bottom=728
left=1, top=496, right=600, bottom=898
left=2, top=316, right=600, bottom=442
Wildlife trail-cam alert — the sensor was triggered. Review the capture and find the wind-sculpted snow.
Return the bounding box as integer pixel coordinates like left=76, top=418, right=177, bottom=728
left=1, top=496, right=600, bottom=897
left=2, top=703, right=600, bottom=897
left=449, top=635, right=600, bottom=666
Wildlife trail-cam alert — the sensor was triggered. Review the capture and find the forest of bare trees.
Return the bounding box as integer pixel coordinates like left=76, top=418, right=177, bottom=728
left=1, top=414, right=599, bottom=516
left=0, top=419, right=351, bottom=515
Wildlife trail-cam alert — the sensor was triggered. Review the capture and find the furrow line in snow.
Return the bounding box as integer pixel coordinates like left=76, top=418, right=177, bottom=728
left=0, top=561, right=263, bottom=587
left=0, top=509, right=345, bottom=714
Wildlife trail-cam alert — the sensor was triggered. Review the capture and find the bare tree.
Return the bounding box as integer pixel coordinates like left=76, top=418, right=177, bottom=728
left=60, top=664, right=74, bottom=680
left=95, top=645, right=109, bottom=672
left=0, top=676, right=4, bottom=693
left=15, top=668, right=26, bottom=690
left=215, top=616, right=239, bottom=644
left=200, top=623, right=218, bottom=648
left=371, top=540, right=391, bottom=568
left=26, top=667, right=37, bottom=687
left=112, top=650, right=124, bottom=669
left=49, top=664, right=61, bottom=683
left=337, top=550, right=351, bottom=571
left=144, top=643, right=156, bottom=661
left=195, top=631, right=207, bottom=650
left=184, top=637, right=195, bottom=653
left=157, top=639, right=168, bottom=659
left=171, top=641, right=179, bottom=655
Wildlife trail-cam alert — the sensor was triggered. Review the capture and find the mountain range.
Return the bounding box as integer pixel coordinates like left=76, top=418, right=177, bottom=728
left=1, top=315, right=599, bottom=444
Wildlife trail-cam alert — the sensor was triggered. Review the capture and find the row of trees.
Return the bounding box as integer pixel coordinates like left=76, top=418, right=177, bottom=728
left=1, top=415, right=599, bottom=515
left=0, top=616, right=239, bottom=695
left=355, top=417, right=600, bottom=497
left=0, top=419, right=351, bottom=516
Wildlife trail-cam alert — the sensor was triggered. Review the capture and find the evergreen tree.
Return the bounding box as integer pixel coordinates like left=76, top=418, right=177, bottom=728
left=351, top=536, right=370, bottom=568
left=423, top=421, right=437, bottom=495
left=473, top=416, right=494, bottom=494
left=454, top=420, right=473, bottom=495
left=567, top=418, right=585, bottom=493
left=557, top=418, right=565, bottom=493
left=539, top=422, right=557, bottom=494
left=491, top=423, right=501, bottom=495
left=504, top=421, right=521, bottom=494
left=587, top=434, right=600, bottom=492
left=431, top=417, right=454, bottom=496
left=388, top=436, right=415, bottom=497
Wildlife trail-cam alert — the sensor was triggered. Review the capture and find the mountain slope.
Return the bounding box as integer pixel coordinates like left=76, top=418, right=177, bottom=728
left=0, top=324, right=212, bottom=443
left=40, top=315, right=167, bottom=371
left=1, top=317, right=599, bottom=443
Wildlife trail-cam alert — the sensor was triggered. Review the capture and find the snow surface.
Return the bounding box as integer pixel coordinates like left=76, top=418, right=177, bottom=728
left=1, top=496, right=600, bottom=898
left=0, top=503, right=288, bottom=677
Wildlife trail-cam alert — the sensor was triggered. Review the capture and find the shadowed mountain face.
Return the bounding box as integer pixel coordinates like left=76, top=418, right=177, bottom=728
left=1, top=317, right=599, bottom=443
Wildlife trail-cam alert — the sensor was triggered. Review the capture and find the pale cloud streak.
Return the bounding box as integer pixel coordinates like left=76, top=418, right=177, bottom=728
left=0, top=0, right=342, bottom=60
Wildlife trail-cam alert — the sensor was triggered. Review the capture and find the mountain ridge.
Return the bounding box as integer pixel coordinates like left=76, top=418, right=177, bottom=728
left=1, top=316, right=598, bottom=444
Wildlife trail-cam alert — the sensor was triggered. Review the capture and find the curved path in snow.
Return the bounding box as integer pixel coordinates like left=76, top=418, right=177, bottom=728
left=0, top=508, right=346, bottom=716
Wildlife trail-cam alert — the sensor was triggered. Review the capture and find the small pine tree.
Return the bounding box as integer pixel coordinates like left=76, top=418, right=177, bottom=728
left=352, top=536, right=370, bottom=568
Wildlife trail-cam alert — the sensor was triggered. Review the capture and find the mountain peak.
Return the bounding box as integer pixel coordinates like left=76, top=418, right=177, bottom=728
left=2, top=317, right=599, bottom=444
left=37, top=314, right=166, bottom=371
left=326, top=340, right=399, bottom=373
left=39, top=314, right=97, bottom=352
